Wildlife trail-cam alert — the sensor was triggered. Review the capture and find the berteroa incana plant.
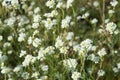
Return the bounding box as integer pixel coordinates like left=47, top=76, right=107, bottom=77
left=0, top=0, right=120, bottom=80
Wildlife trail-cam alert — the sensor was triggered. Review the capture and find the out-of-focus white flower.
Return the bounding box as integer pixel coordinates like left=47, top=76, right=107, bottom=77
left=32, top=23, right=39, bottom=29
left=91, top=18, right=98, bottom=24
left=97, top=69, right=105, bottom=77
left=7, top=36, right=13, bottom=41
left=55, top=36, right=64, bottom=48
left=5, top=17, right=16, bottom=26
left=2, top=0, right=19, bottom=9
left=7, top=50, right=12, bottom=54
left=31, top=72, right=39, bottom=78
left=19, top=50, right=27, bottom=57
left=44, top=46, right=55, bottom=54
left=46, top=0, right=55, bottom=8
left=93, top=1, right=99, bottom=7
left=3, top=42, right=11, bottom=48
left=22, top=72, right=30, bottom=79
left=60, top=46, right=68, bottom=54
left=0, top=35, right=3, bottom=41
left=33, top=14, right=41, bottom=23
left=73, top=45, right=81, bottom=52
left=71, top=71, right=81, bottom=80
left=22, top=55, right=33, bottom=67
left=87, top=54, right=95, bottom=61
left=38, top=48, right=45, bottom=61
left=13, top=65, right=23, bottom=72
left=66, top=0, right=74, bottom=9
left=113, top=67, right=119, bottom=73
left=56, top=2, right=63, bottom=8
left=105, top=22, right=118, bottom=34
left=51, top=10, right=58, bottom=17
left=34, top=7, right=40, bottom=14
left=1, top=67, right=11, bottom=74
left=0, top=55, right=8, bottom=62
left=97, top=48, right=107, bottom=57
left=28, top=36, right=33, bottom=45
left=42, top=18, right=57, bottom=29
left=18, top=33, right=26, bottom=42
left=110, top=0, right=118, bottom=7
left=66, top=32, right=74, bottom=40
left=80, top=39, right=93, bottom=51
left=108, top=10, right=115, bottom=14
left=61, top=16, right=72, bottom=28
left=81, top=12, right=90, bottom=19
left=117, top=63, right=120, bottom=69
left=32, top=38, right=41, bottom=48
left=98, top=29, right=104, bottom=34
left=63, top=58, right=78, bottom=69
left=41, top=65, right=49, bottom=71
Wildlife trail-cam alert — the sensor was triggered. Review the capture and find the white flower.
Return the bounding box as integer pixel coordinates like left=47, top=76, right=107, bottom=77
left=3, top=42, right=11, bottom=48
left=32, top=23, right=39, bottom=29
left=0, top=55, right=8, bottom=62
left=93, top=1, right=99, bottom=7
left=22, top=72, right=30, bottom=79
left=56, top=2, right=63, bottom=8
left=7, top=36, right=13, bottom=41
left=117, top=63, right=120, bottom=69
left=87, top=54, right=95, bottom=61
left=11, top=0, right=19, bottom=8
left=33, top=14, right=41, bottom=23
left=113, top=67, right=119, bottom=73
left=97, top=69, right=105, bottom=77
left=78, top=47, right=86, bottom=56
left=46, top=0, right=55, bottom=8
left=13, top=65, right=23, bottom=72
left=32, top=38, right=41, bottom=48
left=41, top=65, right=49, bottom=71
left=105, top=22, right=117, bottom=34
left=60, top=46, right=68, bottom=54
left=61, top=16, right=72, bottom=28
left=19, top=50, right=27, bottom=57
left=66, top=32, right=74, bottom=40
left=38, top=48, right=45, bottom=61
left=91, top=18, right=98, bottom=24
left=22, top=55, right=33, bottom=67
left=110, top=0, right=118, bottom=7
left=80, top=39, right=93, bottom=51
left=6, top=17, right=16, bottom=26
left=43, top=18, right=57, bottom=29
left=66, top=0, right=74, bottom=9
left=31, top=72, right=39, bottom=78
left=34, top=7, right=40, bottom=14
left=71, top=71, right=81, bottom=80
left=0, top=35, right=3, bottom=41
left=2, top=0, right=12, bottom=8
left=97, top=48, right=107, bottom=57
left=98, top=29, right=104, bottom=34
left=82, top=12, right=90, bottom=19
left=108, top=10, right=115, bottom=14
left=51, top=10, right=58, bottom=17
left=73, top=45, right=81, bottom=52
left=31, top=57, right=37, bottom=63
left=63, top=58, right=78, bottom=69
left=1, top=67, right=11, bottom=74
left=7, top=50, right=12, bottom=54
left=55, top=36, right=64, bottom=48
left=28, top=36, right=33, bottom=45
left=2, top=0, right=19, bottom=9
left=18, top=33, right=26, bottom=42
left=44, top=46, right=55, bottom=54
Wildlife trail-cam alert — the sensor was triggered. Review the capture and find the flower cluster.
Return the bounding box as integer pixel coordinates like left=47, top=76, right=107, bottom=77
left=0, top=0, right=120, bottom=80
